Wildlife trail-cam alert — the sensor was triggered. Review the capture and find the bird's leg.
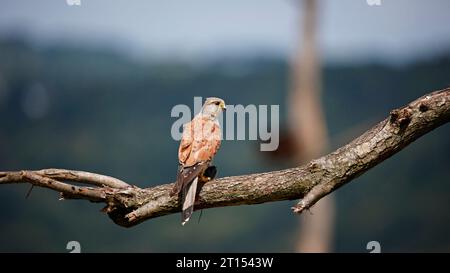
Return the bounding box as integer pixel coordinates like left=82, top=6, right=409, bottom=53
left=195, top=165, right=217, bottom=223
left=195, top=166, right=217, bottom=206
left=200, top=166, right=217, bottom=182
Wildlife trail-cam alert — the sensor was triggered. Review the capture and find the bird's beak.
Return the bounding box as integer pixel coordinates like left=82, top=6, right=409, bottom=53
left=221, top=102, right=226, bottom=111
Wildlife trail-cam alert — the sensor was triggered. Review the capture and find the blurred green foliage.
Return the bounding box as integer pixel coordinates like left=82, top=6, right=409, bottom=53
left=0, top=38, right=449, bottom=252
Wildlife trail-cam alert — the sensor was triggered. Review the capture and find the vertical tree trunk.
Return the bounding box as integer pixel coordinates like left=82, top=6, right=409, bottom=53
left=289, top=0, right=335, bottom=252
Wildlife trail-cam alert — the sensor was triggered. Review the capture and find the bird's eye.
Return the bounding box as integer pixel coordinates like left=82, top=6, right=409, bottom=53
left=214, top=102, right=220, bottom=105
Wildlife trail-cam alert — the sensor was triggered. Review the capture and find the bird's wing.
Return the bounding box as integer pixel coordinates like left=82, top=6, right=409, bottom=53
left=178, top=121, right=193, bottom=164
left=180, top=116, right=221, bottom=166
left=171, top=118, right=199, bottom=196
left=191, top=118, right=221, bottom=163
left=171, top=162, right=208, bottom=197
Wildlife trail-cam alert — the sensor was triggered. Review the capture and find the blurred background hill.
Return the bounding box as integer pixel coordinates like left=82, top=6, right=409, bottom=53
left=0, top=0, right=449, bottom=252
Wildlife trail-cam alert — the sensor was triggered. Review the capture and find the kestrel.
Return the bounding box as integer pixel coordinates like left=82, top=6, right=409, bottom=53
left=170, top=97, right=226, bottom=225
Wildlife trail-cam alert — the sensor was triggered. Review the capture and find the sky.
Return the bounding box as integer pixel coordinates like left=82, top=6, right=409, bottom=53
left=1, top=0, right=450, bottom=63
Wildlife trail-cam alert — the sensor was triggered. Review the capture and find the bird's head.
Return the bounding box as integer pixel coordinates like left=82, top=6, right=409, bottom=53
left=201, top=97, right=226, bottom=119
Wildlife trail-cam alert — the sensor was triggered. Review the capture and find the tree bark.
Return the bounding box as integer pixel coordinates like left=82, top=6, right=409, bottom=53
left=1, top=88, right=449, bottom=227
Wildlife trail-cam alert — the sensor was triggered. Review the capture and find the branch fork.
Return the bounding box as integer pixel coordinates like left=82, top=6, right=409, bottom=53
left=1, top=88, right=449, bottom=227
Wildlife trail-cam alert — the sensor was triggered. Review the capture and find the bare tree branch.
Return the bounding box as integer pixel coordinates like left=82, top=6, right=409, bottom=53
left=0, top=170, right=111, bottom=202
left=36, top=169, right=130, bottom=189
left=1, top=87, right=449, bottom=227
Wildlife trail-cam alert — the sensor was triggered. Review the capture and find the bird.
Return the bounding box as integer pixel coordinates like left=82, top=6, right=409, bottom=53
left=170, top=97, right=226, bottom=225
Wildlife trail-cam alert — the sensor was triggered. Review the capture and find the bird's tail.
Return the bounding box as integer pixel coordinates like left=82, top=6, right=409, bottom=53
left=181, top=177, right=198, bottom=225
left=170, top=165, right=184, bottom=197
